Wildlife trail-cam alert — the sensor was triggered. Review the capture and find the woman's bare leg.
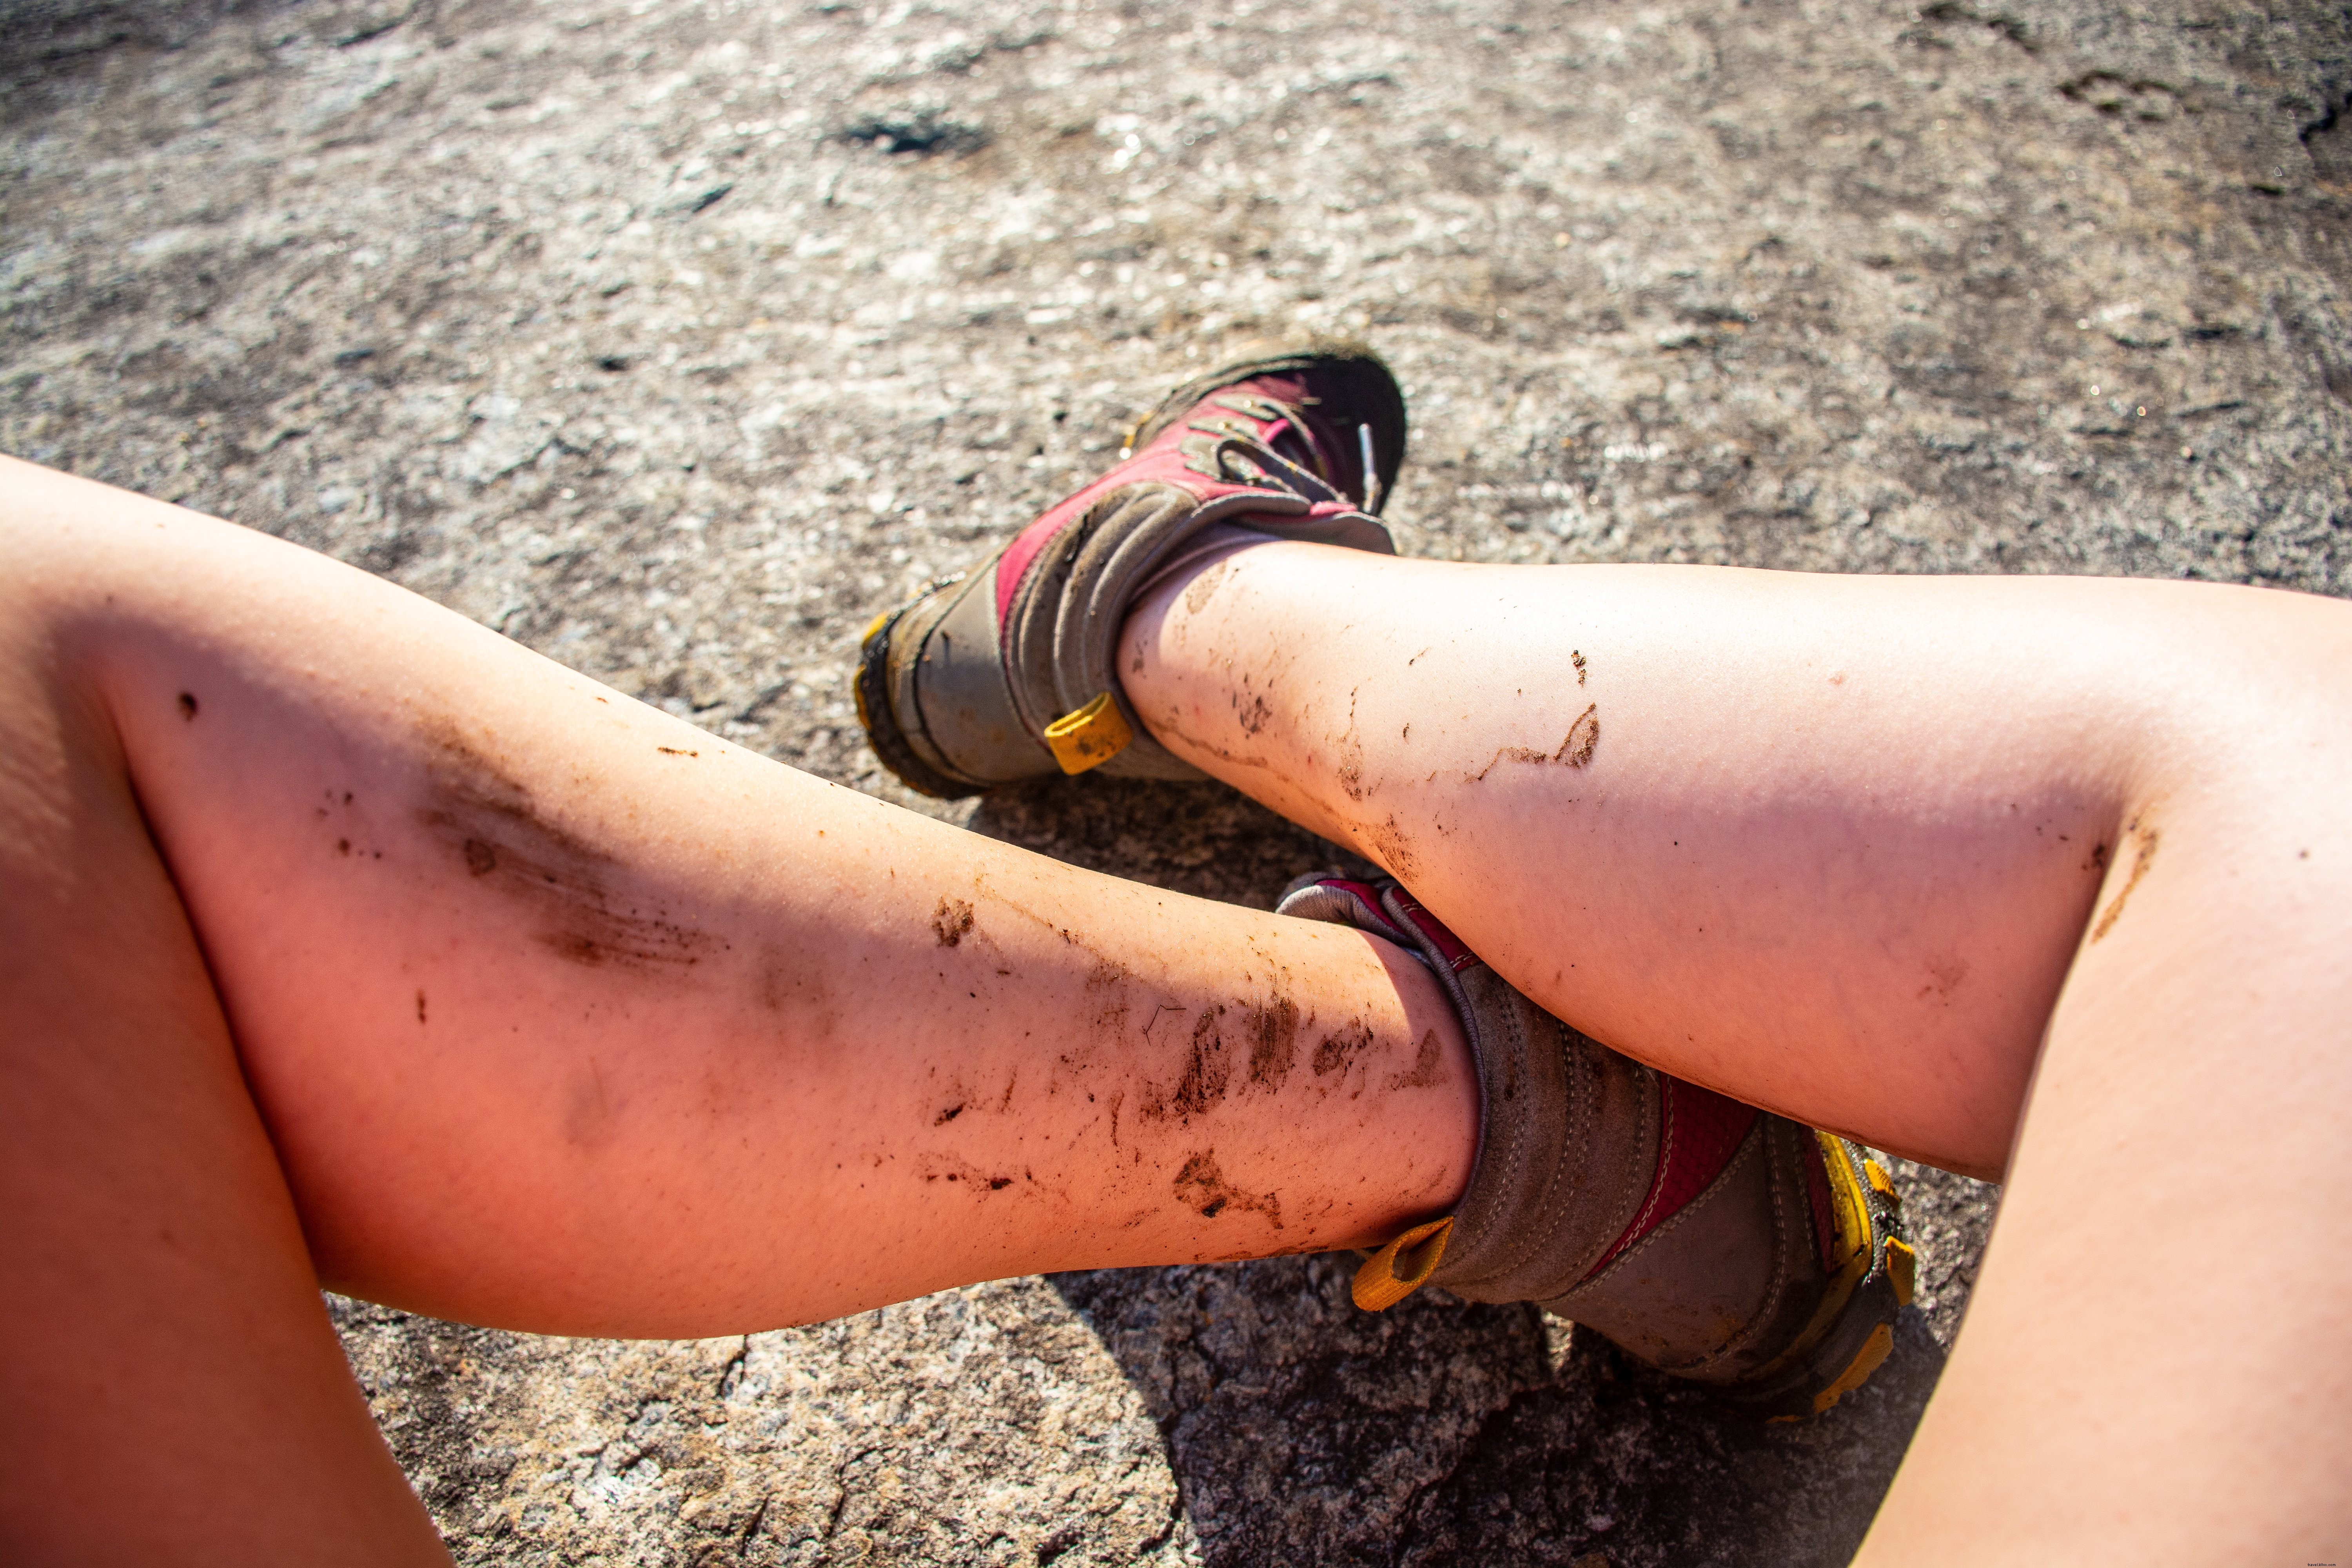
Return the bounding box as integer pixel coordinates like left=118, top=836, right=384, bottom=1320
left=1119, top=539, right=2352, bottom=1563
left=0, top=456, right=1475, bottom=1561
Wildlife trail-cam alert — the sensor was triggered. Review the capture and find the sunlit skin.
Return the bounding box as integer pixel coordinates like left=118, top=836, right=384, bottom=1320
left=5, top=453, right=2351, bottom=1564
left=1119, top=535, right=2352, bottom=1566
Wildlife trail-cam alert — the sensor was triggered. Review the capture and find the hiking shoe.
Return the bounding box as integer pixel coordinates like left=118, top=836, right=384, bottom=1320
left=1279, top=874, right=1916, bottom=1421
left=855, top=340, right=1407, bottom=798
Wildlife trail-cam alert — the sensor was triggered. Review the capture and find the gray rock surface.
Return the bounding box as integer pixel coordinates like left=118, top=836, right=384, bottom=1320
left=3, top=0, right=2344, bottom=1560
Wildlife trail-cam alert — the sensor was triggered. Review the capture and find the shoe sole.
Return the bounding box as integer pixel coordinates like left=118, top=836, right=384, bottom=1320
left=1730, top=1137, right=1915, bottom=1422
left=854, top=597, right=978, bottom=799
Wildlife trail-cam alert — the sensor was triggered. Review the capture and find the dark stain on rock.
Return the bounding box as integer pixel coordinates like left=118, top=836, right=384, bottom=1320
left=932, top=897, right=977, bottom=946
left=1172, top=1149, right=1281, bottom=1229
left=1469, top=702, right=1601, bottom=780
left=2091, top=815, right=2159, bottom=942
left=1245, top=996, right=1301, bottom=1093
left=177, top=691, right=199, bottom=720
left=1388, top=1028, right=1448, bottom=1089
left=415, top=715, right=716, bottom=973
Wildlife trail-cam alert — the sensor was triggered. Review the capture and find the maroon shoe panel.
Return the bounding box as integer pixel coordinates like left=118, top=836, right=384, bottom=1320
left=1383, top=887, right=1480, bottom=975
left=1581, top=1078, right=1760, bottom=1285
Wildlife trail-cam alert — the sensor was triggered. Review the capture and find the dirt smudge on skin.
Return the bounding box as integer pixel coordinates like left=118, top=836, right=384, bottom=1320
left=1388, top=1028, right=1448, bottom=1089
left=1245, top=997, right=1300, bottom=1093
left=756, top=944, right=837, bottom=1044
left=916, top=1153, right=1022, bottom=1194
left=1918, top=958, right=1970, bottom=1000
left=1182, top=556, right=1232, bottom=616
left=1314, top=1020, right=1376, bottom=1079
left=2091, top=814, right=2159, bottom=942
left=415, top=715, right=717, bottom=973
left=1571, top=650, right=1588, bottom=686
left=415, top=989, right=427, bottom=1024
left=935, top=1103, right=965, bottom=1125
left=1365, top=814, right=1420, bottom=880
left=1469, top=703, right=1600, bottom=780
left=1336, top=687, right=1371, bottom=801
left=1172, top=1150, right=1282, bottom=1229
left=1085, top=957, right=1136, bottom=1038
left=932, top=897, right=976, bottom=946
left=566, top=1057, right=614, bottom=1149
left=1169, top=1008, right=1234, bottom=1117
left=178, top=691, right=200, bottom=720
left=1234, top=679, right=1273, bottom=736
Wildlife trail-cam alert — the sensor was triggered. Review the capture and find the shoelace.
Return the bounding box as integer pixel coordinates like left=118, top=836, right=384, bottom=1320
left=1133, top=393, right=1383, bottom=513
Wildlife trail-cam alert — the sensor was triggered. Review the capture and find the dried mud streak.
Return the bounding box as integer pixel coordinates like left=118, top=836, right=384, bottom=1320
left=1364, top=813, right=1421, bottom=880
left=1172, top=1149, right=1283, bottom=1230
left=1334, top=688, right=1374, bottom=802
left=414, top=716, right=716, bottom=972
left=1166, top=1008, right=1234, bottom=1118
left=2090, top=815, right=2160, bottom=941
left=1388, top=1029, right=1448, bottom=1090
left=1180, top=556, right=1231, bottom=616
left=1313, top=1020, right=1376, bottom=1085
left=1244, top=996, right=1301, bottom=1094
left=1468, top=703, right=1600, bottom=781
left=932, top=896, right=976, bottom=946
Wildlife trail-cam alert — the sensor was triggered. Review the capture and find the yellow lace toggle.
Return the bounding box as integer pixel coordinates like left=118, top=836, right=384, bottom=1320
left=1351, top=1216, right=1454, bottom=1311
left=1884, top=1236, right=1918, bottom=1307
left=1043, top=692, right=1133, bottom=775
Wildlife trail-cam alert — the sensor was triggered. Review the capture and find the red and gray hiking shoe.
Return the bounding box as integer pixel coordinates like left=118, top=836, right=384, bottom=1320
left=854, top=341, right=1406, bottom=798
left=1279, top=874, right=1917, bottom=1421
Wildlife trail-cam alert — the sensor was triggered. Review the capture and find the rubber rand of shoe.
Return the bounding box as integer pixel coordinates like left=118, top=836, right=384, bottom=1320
left=1277, top=873, right=1915, bottom=1422
left=852, top=340, right=1407, bottom=799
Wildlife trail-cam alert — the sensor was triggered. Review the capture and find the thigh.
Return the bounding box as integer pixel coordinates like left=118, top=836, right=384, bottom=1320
left=0, top=568, right=447, bottom=1561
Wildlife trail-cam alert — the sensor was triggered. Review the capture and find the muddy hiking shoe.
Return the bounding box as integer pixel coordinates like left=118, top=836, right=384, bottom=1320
left=1279, top=874, right=1916, bottom=1422
left=855, top=340, right=1407, bottom=798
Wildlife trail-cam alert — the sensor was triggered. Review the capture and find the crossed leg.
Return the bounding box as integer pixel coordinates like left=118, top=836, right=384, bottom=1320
left=0, top=456, right=1476, bottom=1562
left=1117, top=537, right=2352, bottom=1562
left=8, top=445, right=2352, bottom=1564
